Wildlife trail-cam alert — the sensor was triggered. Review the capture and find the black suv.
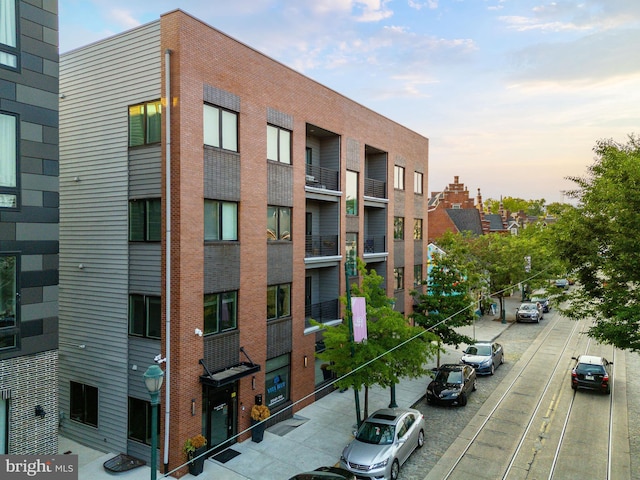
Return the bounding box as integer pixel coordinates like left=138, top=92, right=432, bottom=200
left=571, top=355, right=612, bottom=394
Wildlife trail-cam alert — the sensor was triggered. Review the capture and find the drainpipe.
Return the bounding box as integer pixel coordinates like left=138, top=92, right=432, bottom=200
left=163, top=48, right=172, bottom=472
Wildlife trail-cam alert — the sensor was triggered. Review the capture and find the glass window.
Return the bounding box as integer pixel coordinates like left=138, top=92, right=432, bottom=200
left=414, top=264, right=423, bottom=286
left=128, top=294, right=161, bottom=339
left=204, top=200, right=238, bottom=241
left=0, top=112, right=17, bottom=208
left=267, top=125, right=291, bottom=164
left=345, top=233, right=358, bottom=276
left=414, top=171, right=423, bottom=195
left=0, top=254, right=17, bottom=350
left=129, top=199, right=161, bottom=241
left=70, top=382, right=98, bottom=427
left=394, top=165, right=405, bottom=190
left=128, top=397, right=159, bottom=446
left=204, top=291, right=238, bottom=335
left=267, top=283, right=291, bottom=321
left=346, top=171, right=358, bottom=215
left=128, top=101, right=162, bottom=147
left=413, top=218, right=423, bottom=240
left=204, top=104, right=238, bottom=152
left=265, top=354, right=290, bottom=409
left=0, top=397, right=7, bottom=454
left=0, top=0, right=18, bottom=69
left=394, top=267, right=405, bottom=291
left=267, top=206, right=291, bottom=241
left=394, top=217, right=404, bottom=240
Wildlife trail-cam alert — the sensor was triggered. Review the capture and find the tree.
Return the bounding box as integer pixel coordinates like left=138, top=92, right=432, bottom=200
left=315, top=260, right=438, bottom=418
left=552, top=135, right=640, bottom=352
left=411, top=250, right=475, bottom=366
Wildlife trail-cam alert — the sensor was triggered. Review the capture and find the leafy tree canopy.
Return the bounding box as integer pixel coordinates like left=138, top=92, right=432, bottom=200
left=552, top=135, right=640, bottom=352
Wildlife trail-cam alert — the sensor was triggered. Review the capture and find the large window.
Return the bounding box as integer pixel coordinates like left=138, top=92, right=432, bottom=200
left=394, top=267, right=405, bottom=291
left=204, top=104, right=238, bottom=152
left=267, top=206, right=291, bottom=241
left=204, top=291, right=237, bottom=335
left=267, top=283, right=291, bottom=321
left=345, top=233, right=358, bottom=276
left=0, top=255, right=17, bottom=350
left=129, top=294, right=161, bottom=339
left=70, top=382, right=98, bottom=427
left=128, top=101, right=162, bottom=147
left=204, top=200, right=238, bottom=241
left=346, top=171, right=358, bottom=215
left=394, top=217, right=405, bottom=240
left=265, top=354, right=290, bottom=409
left=0, top=0, right=18, bottom=69
left=413, top=218, right=423, bottom=240
left=129, top=199, right=161, bottom=241
left=414, top=264, right=423, bottom=286
left=128, top=397, right=160, bottom=446
left=267, top=125, right=291, bottom=164
left=394, top=165, right=405, bottom=190
left=414, top=171, right=423, bottom=195
left=0, top=112, right=17, bottom=208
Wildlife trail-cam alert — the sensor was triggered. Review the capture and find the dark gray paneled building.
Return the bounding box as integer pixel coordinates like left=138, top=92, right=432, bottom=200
left=0, top=0, right=59, bottom=455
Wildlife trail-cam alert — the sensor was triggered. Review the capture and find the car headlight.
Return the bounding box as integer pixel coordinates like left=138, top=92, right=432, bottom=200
left=480, top=358, right=491, bottom=366
left=371, top=458, right=389, bottom=469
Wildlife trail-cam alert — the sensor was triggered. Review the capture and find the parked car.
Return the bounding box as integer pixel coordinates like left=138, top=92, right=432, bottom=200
left=426, top=364, right=477, bottom=406
left=555, top=278, right=569, bottom=289
left=340, top=408, right=425, bottom=480
left=529, top=295, right=550, bottom=313
left=460, top=342, right=504, bottom=375
left=516, top=302, right=543, bottom=323
left=571, top=355, right=612, bottom=394
left=289, top=466, right=356, bottom=480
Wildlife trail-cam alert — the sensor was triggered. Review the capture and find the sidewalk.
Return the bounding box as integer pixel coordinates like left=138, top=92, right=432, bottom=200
left=62, top=295, right=521, bottom=480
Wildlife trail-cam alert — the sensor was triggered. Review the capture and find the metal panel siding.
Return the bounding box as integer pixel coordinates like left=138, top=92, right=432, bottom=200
left=128, top=337, right=161, bottom=398
left=204, top=148, right=240, bottom=201
left=58, top=20, right=161, bottom=454
left=267, top=162, right=293, bottom=206
left=204, top=244, right=241, bottom=292
left=129, top=243, right=161, bottom=293
left=267, top=243, right=293, bottom=285
left=319, top=136, right=341, bottom=172
left=129, top=145, right=161, bottom=198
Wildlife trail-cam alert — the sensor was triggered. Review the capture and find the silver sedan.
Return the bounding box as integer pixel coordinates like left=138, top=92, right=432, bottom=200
left=340, top=407, right=426, bottom=480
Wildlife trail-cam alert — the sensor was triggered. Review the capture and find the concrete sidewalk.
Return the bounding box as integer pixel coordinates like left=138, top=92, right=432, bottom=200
left=61, top=295, right=522, bottom=480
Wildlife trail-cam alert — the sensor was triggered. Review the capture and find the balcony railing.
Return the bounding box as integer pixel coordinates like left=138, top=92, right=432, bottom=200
left=306, top=164, right=339, bottom=191
left=364, top=178, right=386, bottom=199
left=364, top=235, right=386, bottom=254
left=305, top=299, right=340, bottom=328
left=305, top=235, right=339, bottom=257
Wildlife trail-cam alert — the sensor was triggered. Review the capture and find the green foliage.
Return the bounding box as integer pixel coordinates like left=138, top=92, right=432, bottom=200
left=315, top=259, right=438, bottom=392
left=552, top=135, right=640, bottom=352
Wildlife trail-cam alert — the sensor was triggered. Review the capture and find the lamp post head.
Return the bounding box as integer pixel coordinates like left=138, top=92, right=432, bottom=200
left=143, top=364, right=165, bottom=404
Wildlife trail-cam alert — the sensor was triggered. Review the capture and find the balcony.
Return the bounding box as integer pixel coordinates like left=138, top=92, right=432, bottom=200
left=305, top=235, right=338, bottom=257
left=305, top=299, right=340, bottom=328
left=306, top=164, right=339, bottom=191
left=364, top=177, right=386, bottom=199
left=364, top=235, right=386, bottom=254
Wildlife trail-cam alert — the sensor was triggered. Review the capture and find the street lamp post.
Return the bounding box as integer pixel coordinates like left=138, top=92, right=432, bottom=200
left=144, top=365, right=165, bottom=480
left=345, top=260, right=362, bottom=428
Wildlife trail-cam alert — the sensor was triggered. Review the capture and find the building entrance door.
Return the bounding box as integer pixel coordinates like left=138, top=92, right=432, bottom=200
left=204, top=383, right=237, bottom=453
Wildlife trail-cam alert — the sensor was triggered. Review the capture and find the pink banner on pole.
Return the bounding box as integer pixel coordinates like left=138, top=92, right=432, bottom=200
left=351, top=297, right=368, bottom=343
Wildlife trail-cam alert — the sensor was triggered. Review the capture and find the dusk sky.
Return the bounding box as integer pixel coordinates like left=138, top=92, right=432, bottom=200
left=58, top=1, right=640, bottom=204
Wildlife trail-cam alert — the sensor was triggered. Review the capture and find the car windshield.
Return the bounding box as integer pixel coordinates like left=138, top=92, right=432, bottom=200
left=470, top=345, right=491, bottom=356
left=436, top=369, right=463, bottom=384
left=356, top=421, right=395, bottom=445
left=520, top=304, right=536, bottom=311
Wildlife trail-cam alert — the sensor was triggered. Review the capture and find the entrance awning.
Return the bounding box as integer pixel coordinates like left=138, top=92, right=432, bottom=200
left=200, top=362, right=261, bottom=387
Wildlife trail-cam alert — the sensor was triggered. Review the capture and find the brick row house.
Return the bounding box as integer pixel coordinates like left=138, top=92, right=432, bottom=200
left=0, top=0, right=59, bottom=455
left=58, top=10, right=429, bottom=476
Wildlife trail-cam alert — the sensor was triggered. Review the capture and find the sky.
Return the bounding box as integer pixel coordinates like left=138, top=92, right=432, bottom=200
left=57, top=0, right=640, bottom=204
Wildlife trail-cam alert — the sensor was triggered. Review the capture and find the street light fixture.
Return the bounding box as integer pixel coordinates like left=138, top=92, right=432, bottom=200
left=143, top=364, right=165, bottom=480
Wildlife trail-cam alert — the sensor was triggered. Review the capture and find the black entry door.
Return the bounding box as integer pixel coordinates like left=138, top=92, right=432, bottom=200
left=204, top=383, right=237, bottom=453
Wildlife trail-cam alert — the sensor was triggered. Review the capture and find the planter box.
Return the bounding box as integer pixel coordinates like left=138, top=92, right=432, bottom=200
left=188, top=447, right=207, bottom=476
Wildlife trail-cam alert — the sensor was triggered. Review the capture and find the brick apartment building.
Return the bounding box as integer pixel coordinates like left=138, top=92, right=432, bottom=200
left=0, top=0, right=59, bottom=455
left=59, top=10, right=429, bottom=476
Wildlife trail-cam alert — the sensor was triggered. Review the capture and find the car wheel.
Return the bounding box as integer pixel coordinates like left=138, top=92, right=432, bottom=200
left=571, top=384, right=577, bottom=390
left=500, top=354, right=504, bottom=365
left=490, top=363, right=495, bottom=375
left=605, top=386, right=611, bottom=395
left=472, top=379, right=477, bottom=391
left=417, top=429, right=425, bottom=448
left=459, top=393, right=467, bottom=406
left=426, top=394, right=432, bottom=404
left=390, top=459, right=400, bottom=480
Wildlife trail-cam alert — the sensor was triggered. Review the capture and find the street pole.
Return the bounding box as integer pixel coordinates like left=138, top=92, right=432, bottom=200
left=345, top=261, right=362, bottom=427
left=143, top=365, right=164, bottom=480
